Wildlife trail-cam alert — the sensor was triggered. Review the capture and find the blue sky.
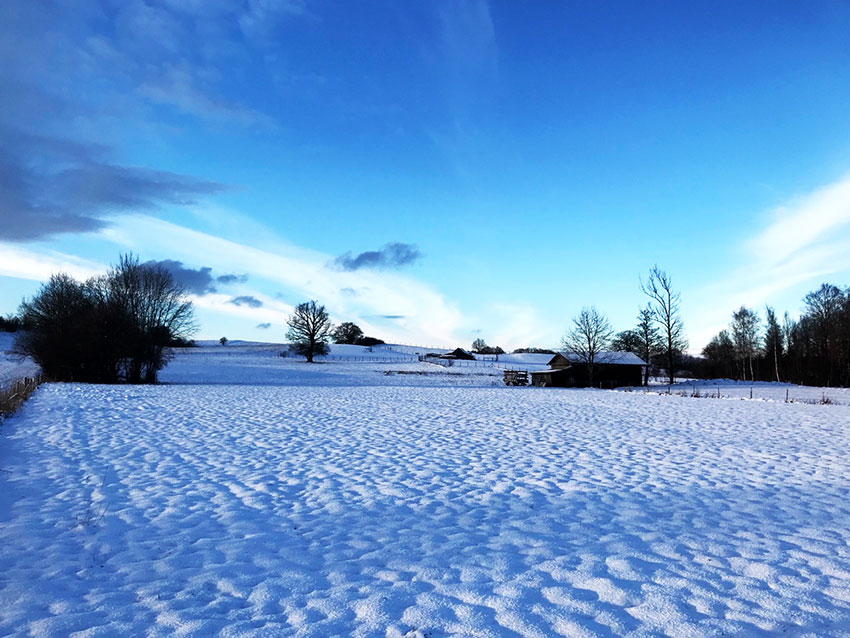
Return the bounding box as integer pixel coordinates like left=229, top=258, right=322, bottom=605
left=2, top=1, right=850, bottom=350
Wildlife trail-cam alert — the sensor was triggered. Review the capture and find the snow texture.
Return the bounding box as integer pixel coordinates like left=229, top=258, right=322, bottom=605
left=2, top=348, right=850, bottom=637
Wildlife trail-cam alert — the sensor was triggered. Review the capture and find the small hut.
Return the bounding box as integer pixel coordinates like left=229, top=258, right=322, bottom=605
left=530, top=351, right=646, bottom=388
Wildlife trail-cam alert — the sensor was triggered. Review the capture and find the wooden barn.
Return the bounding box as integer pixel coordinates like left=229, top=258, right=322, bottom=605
left=530, top=351, right=646, bottom=388
left=439, top=347, right=476, bottom=361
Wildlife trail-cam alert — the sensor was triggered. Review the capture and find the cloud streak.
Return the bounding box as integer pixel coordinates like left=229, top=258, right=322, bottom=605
left=333, top=243, right=422, bottom=271
left=0, top=128, right=228, bottom=242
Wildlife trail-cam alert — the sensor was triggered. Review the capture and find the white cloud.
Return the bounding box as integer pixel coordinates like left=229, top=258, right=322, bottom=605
left=0, top=244, right=105, bottom=282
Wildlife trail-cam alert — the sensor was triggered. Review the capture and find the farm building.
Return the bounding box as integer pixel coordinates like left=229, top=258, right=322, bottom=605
left=439, top=348, right=476, bottom=361
left=530, top=351, right=646, bottom=388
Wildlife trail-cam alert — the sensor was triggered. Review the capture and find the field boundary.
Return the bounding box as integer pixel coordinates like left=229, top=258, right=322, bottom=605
left=0, top=375, right=45, bottom=418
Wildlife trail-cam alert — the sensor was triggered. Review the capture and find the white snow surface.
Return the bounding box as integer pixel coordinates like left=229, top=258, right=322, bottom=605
left=2, top=349, right=850, bottom=636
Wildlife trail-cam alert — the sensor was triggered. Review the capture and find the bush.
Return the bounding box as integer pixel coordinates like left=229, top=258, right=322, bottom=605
left=333, top=322, right=363, bottom=344
left=16, top=255, right=195, bottom=384
left=356, top=335, right=385, bottom=347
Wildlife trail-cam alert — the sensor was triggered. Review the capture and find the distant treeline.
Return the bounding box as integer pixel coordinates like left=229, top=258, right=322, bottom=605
left=13, top=255, right=195, bottom=384
left=0, top=315, right=27, bottom=332
left=567, top=276, right=850, bottom=388
left=693, top=283, right=850, bottom=387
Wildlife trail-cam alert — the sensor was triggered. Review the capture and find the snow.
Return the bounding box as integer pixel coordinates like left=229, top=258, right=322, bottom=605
left=3, top=348, right=850, bottom=636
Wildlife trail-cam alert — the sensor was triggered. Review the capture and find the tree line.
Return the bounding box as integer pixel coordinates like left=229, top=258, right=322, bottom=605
left=9, top=256, right=849, bottom=388
left=700, top=283, right=850, bottom=386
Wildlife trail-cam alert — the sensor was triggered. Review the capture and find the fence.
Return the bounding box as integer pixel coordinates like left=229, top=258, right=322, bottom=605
left=379, top=343, right=451, bottom=355
left=0, top=375, right=44, bottom=417
left=424, top=358, right=499, bottom=368
left=621, top=383, right=849, bottom=406
left=315, top=355, right=419, bottom=363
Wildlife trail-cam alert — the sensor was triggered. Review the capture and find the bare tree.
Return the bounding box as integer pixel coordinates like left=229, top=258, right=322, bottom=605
left=101, top=255, right=196, bottom=382
left=287, top=300, right=332, bottom=362
left=562, top=306, right=613, bottom=388
left=641, top=266, right=687, bottom=384
left=471, top=338, right=487, bottom=352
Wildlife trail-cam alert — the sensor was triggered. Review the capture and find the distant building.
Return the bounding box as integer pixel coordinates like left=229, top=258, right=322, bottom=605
left=530, top=351, right=646, bottom=388
left=439, top=348, right=476, bottom=361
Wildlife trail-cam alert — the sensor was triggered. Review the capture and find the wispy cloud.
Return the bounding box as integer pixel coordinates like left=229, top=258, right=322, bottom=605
left=438, top=0, right=498, bottom=81
left=95, top=214, right=465, bottom=346
left=689, top=174, right=850, bottom=349
left=0, top=245, right=105, bottom=283
left=0, top=128, right=227, bottom=242
left=256, top=322, right=272, bottom=329
left=139, top=65, right=276, bottom=128
left=332, top=243, right=422, bottom=271
left=748, top=176, right=850, bottom=270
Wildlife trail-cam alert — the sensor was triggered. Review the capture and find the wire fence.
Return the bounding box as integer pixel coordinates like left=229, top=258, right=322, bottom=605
left=0, top=375, right=44, bottom=417
left=424, top=359, right=498, bottom=368
left=621, top=383, right=849, bottom=406
left=315, top=355, right=419, bottom=363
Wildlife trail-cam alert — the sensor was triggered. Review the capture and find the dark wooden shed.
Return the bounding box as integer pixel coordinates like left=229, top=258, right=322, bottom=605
left=530, top=351, right=646, bottom=388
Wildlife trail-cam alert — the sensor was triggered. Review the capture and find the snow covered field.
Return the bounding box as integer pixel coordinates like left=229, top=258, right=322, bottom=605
left=2, top=348, right=850, bottom=636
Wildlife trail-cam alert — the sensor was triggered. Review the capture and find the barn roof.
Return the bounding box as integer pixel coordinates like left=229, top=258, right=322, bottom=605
left=549, top=351, right=647, bottom=366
